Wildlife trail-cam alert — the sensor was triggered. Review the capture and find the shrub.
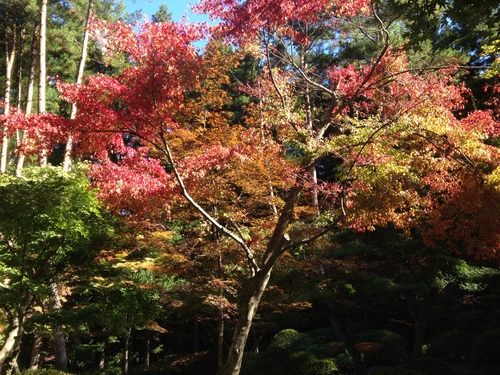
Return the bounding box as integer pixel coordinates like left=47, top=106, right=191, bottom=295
left=288, top=351, right=338, bottom=375
left=470, top=328, right=500, bottom=366
left=422, top=330, right=476, bottom=363
left=268, top=328, right=318, bottom=354
left=356, top=329, right=409, bottom=365
left=21, top=370, right=73, bottom=375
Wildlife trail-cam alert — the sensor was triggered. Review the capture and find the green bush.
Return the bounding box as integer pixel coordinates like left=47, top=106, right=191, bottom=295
left=288, top=351, right=338, bottom=375
left=268, top=329, right=316, bottom=353
left=470, top=328, right=500, bottom=365
left=335, top=352, right=354, bottom=373
left=357, top=329, right=409, bottom=365
left=422, top=330, right=476, bottom=363
left=242, top=329, right=338, bottom=375
left=20, top=370, right=73, bottom=375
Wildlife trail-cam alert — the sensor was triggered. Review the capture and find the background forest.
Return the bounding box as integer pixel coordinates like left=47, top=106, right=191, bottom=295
left=1, top=0, right=500, bottom=375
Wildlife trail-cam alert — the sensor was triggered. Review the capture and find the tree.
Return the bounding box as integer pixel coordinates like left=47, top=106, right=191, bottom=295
left=151, top=3, right=172, bottom=23
left=38, top=0, right=47, bottom=166
left=0, top=165, right=109, bottom=374
left=55, top=1, right=500, bottom=374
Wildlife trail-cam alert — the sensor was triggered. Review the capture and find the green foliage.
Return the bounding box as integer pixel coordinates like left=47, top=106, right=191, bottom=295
left=0, top=165, right=109, bottom=305
left=356, top=329, right=409, bottom=365
left=470, top=328, right=500, bottom=365
left=268, top=328, right=319, bottom=354
left=422, top=330, right=477, bottom=363
left=20, top=370, right=73, bottom=375
left=242, top=329, right=338, bottom=375
left=290, top=352, right=338, bottom=375
left=151, top=3, right=172, bottom=23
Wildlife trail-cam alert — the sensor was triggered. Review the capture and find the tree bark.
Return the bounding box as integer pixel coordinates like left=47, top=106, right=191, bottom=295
left=1, top=16, right=17, bottom=174
left=28, top=331, right=43, bottom=370
left=223, top=270, right=272, bottom=375
left=38, top=0, right=47, bottom=167
left=63, top=0, right=94, bottom=171
left=16, top=22, right=39, bottom=176
left=0, top=314, right=24, bottom=374
left=50, top=283, right=68, bottom=372
left=123, top=326, right=132, bottom=375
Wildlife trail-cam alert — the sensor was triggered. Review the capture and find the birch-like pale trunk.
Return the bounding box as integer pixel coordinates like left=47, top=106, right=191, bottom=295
left=63, top=0, right=94, bottom=171
left=300, top=43, right=319, bottom=216
left=16, top=23, right=39, bottom=177
left=38, top=0, right=47, bottom=167
left=1, top=19, right=17, bottom=174
left=0, top=313, right=24, bottom=374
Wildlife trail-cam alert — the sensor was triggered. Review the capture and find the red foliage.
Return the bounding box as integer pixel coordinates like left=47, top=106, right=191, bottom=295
left=194, top=0, right=370, bottom=44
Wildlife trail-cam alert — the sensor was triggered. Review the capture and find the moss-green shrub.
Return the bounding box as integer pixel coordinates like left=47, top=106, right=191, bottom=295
left=288, top=351, right=337, bottom=375
left=422, top=330, right=476, bottom=363
left=268, top=328, right=316, bottom=353
left=242, top=329, right=338, bottom=375
left=20, top=370, right=73, bottom=375
left=470, top=328, right=500, bottom=365
left=357, top=329, right=409, bottom=365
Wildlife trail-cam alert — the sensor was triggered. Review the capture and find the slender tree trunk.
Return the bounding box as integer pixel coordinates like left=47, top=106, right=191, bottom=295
left=38, top=0, right=47, bottom=167
left=99, top=337, right=107, bottom=369
left=144, top=335, right=150, bottom=366
left=411, top=292, right=434, bottom=361
left=1, top=18, right=17, bottom=174
left=16, top=22, right=39, bottom=176
left=0, top=314, right=24, bottom=373
left=123, top=326, right=132, bottom=375
left=216, top=249, right=225, bottom=375
left=50, top=283, right=68, bottom=372
left=63, top=0, right=94, bottom=171
left=216, top=310, right=225, bottom=374
left=300, top=44, right=319, bottom=216
left=29, top=332, right=43, bottom=370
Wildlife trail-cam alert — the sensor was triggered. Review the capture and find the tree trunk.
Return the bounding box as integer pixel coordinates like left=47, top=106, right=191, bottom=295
left=0, top=314, right=24, bottom=374
left=63, top=0, right=94, bottom=171
left=216, top=309, right=225, bottom=375
left=411, top=292, right=434, bottom=361
left=50, top=283, right=68, bottom=372
left=144, top=335, right=150, bottom=366
left=38, top=0, right=47, bottom=167
left=3, top=344, right=21, bottom=375
left=99, top=337, right=107, bottom=369
left=1, top=17, right=17, bottom=174
left=223, top=269, right=272, bottom=375
left=123, top=326, right=132, bottom=375
left=29, top=331, right=43, bottom=370
left=16, top=22, right=39, bottom=177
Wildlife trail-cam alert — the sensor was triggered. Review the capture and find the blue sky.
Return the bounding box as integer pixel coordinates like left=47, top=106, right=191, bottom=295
left=124, top=0, right=208, bottom=23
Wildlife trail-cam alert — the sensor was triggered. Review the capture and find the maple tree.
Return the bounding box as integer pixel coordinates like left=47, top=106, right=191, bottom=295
left=0, top=0, right=498, bottom=373
left=52, top=1, right=500, bottom=374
